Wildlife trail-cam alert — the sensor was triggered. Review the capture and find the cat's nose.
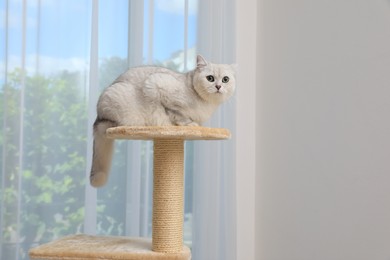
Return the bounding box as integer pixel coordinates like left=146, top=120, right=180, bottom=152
left=216, top=85, right=221, bottom=90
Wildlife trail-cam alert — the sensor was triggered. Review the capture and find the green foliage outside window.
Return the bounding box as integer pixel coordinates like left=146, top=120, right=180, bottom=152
left=0, top=69, right=88, bottom=259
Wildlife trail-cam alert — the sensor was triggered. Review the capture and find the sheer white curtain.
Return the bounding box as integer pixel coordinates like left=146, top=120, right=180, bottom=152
left=1, top=1, right=92, bottom=260
left=0, top=0, right=236, bottom=260
left=193, top=1, right=236, bottom=260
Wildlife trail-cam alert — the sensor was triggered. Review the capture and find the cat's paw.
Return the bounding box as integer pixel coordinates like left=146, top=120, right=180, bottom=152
left=173, top=119, right=199, bottom=126
left=186, top=122, right=199, bottom=127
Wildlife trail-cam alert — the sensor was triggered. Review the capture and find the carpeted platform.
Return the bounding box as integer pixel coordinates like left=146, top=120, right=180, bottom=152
left=29, top=234, right=191, bottom=260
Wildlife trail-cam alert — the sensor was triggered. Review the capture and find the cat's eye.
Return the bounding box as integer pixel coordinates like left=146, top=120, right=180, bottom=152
left=222, top=76, right=230, bottom=83
left=206, top=75, right=215, bottom=82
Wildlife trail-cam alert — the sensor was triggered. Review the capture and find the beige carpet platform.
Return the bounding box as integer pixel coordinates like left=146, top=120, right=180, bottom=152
left=105, top=126, right=231, bottom=140
left=29, top=126, right=231, bottom=260
left=29, top=234, right=191, bottom=260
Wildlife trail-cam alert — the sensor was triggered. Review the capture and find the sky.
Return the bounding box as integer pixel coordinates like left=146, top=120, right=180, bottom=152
left=0, top=0, right=198, bottom=81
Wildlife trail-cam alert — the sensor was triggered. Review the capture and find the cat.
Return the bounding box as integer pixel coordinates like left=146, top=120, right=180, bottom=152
left=90, top=55, right=236, bottom=187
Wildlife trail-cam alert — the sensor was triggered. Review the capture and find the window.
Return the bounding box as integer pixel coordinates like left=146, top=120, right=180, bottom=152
left=0, top=1, right=236, bottom=259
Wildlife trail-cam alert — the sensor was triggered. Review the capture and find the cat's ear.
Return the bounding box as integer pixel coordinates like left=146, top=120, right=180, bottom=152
left=230, top=63, right=238, bottom=73
left=197, top=55, right=208, bottom=69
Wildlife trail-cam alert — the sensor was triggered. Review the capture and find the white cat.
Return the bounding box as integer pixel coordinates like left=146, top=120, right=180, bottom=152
left=90, top=55, right=235, bottom=187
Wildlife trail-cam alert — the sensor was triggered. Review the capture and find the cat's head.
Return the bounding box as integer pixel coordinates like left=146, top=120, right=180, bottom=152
left=193, top=55, right=236, bottom=104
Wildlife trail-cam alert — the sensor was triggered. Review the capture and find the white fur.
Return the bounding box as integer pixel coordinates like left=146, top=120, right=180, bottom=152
left=90, top=55, right=236, bottom=187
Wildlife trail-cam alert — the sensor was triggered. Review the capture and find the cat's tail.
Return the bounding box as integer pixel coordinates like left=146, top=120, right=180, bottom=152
left=90, top=118, right=117, bottom=187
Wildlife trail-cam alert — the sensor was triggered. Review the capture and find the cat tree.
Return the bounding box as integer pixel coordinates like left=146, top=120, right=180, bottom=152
left=29, top=126, right=230, bottom=260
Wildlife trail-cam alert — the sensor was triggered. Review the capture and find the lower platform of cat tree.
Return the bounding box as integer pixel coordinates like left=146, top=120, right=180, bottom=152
left=29, top=234, right=191, bottom=260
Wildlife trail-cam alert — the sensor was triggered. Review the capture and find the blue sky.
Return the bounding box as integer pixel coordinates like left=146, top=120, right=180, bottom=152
left=0, top=0, right=197, bottom=79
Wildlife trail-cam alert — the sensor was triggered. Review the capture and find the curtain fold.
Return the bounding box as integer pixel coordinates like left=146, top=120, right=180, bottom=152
left=84, top=0, right=98, bottom=235
left=193, top=1, right=236, bottom=259
left=0, top=1, right=236, bottom=259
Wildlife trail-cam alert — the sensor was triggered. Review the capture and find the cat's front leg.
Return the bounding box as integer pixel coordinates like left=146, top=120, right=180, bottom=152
left=172, top=115, right=199, bottom=126
left=178, top=120, right=199, bottom=127
left=165, top=108, right=199, bottom=126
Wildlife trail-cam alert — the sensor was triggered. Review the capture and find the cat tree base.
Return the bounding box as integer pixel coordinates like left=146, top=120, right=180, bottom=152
left=29, top=234, right=191, bottom=260
left=29, top=126, right=230, bottom=260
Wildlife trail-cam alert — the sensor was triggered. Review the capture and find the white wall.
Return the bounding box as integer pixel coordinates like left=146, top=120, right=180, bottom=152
left=236, top=0, right=257, bottom=259
left=256, top=0, right=390, bottom=259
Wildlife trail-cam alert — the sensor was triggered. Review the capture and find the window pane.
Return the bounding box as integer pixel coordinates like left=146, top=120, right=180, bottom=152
left=1, top=1, right=92, bottom=259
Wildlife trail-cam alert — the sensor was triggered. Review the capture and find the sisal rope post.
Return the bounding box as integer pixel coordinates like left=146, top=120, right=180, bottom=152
left=152, top=139, right=184, bottom=253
